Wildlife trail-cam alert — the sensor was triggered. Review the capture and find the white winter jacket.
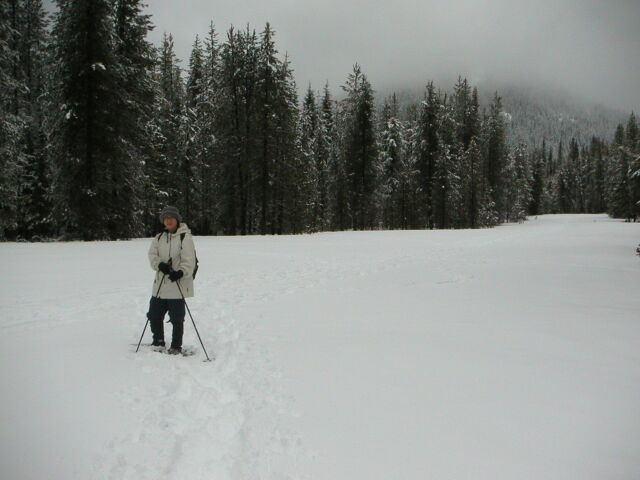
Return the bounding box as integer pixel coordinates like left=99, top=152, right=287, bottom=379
left=148, top=223, right=196, bottom=299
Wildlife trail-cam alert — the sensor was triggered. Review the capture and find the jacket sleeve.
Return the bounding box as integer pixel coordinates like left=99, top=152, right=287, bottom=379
left=148, top=235, right=161, bottom=271
left=178, top=233, right=196, bottom=278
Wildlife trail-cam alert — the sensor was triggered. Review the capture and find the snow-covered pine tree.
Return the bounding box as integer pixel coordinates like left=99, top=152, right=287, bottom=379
left=222, top=25, right=259, bottom=235
left=541, top=142, right=555, bottom=213
left=548, top=140, right=563, bottom=213
left=468, top=87, right=481, bottom=147
left=552, top=138, right=583, bottom=214
left=560, top=138, right=580, bottom=213
left=299, top=85, right=321, bottom=231
left=113, top=0, right=155, bottom=236
left=453, top=77, right=479, bottom=151
left=11, top=0, right=52, bottom=240
left=215, top=26, right=241, bottom=234
left=572, top=138, right=587, bottom=213
left=181, top=35, right=204, bottom=228
left=432, top=97, right=464, bottom=229
left=272, top=53, right=302, bottom=233
left=154, top=33, right=184, bottom=217
left=529, top=143, right=546, bottom=216
left=340, top=64, right=378, bottom=230
left=0, top=0, right=24, bottom=239
left=606, top=124, right=628, bottom=219
left=238, top=26, right=260, bottom=234
left=482, top=92, right=508, bottom=220
left=453, top=79, right=483, bottom=228
left=585, top=136, right=607, bottom=213
left=378, top=95, right=394, bottom=228
left=256, top=23, right=282, bottom=234
left=503, top=143, right=532, bottom=223
left=315, top=82, right=335, bottom=231
left=194, top=22, right=221, bottom=235
left=625, top=112, right=638, bottom=152
left=395, top=103, right=420, bottom=230
left=625, top=113, right=640, bottom=220
left=378, top=93, right=406, bottom=229
left=415, top=81, right=440, bottom=229
left=461, top=137, right=484, bottom=227
left=50, top=0, right=140, bottom=239
left=140, top=45, right=169, bottom=235
left=329, top=83, right=350, bottom=231
left=545, top=141, right=555, bottom=177
left=400, top=104, right=421, bottom=229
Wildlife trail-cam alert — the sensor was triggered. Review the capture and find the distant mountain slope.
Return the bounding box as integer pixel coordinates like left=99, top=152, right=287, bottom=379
left=482, top=83, right=628, bottom=149
left=378, top=82, right=628, bottom=149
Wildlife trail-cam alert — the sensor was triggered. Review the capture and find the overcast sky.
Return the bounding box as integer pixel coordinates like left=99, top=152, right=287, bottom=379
left=46, top=0, right=640, bottom=113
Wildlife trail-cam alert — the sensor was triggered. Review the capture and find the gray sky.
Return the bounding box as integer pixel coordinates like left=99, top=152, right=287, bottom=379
left=47, top=0, right=640, bottom=113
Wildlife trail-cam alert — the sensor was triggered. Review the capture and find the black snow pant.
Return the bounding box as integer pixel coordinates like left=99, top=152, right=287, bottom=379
left=147, top=296, right=185, bottom=348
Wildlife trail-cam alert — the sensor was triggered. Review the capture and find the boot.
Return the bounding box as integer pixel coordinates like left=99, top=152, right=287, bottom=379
left=170, top=319, right=184, bottom=351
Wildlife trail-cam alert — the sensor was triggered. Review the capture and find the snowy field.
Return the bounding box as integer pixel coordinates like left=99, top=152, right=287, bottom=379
left=1, top=214, right=639, bottom=480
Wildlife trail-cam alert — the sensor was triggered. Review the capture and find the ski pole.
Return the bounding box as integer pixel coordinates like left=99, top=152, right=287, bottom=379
left=176, top=281, right=213, bottom=362
left=136, top=272, right=166, bottom=353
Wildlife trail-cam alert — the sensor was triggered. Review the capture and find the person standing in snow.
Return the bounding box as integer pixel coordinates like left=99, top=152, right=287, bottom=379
left=146, top=206, right=196, bottom=355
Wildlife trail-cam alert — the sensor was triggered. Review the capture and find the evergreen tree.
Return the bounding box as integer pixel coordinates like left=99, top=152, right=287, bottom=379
left=528, top=141, right=546, bottom=216
left=625, top=113, right=639, bottom=220
left=586, top=137, right=607, bottom=213
left=228, top=26, right=259, bottom=235
left=181, top=35, right=204, bottom=227
left=216, top=26, right=242, bottom=234
left=453, top=79, right=483, bottom=228
left=606, top=123, right=632, bottom=219
left=256, top=23, right=280, bottom=234
left=482, top=92, right=507, bottom=220
left=300, top=85, right=320, bottom=231
left=271, top=53, right=301, bottom=233
left=627, top=112, right=639, bottom=151
left=399, top=106, right=420, bottom=229
left=432, top=98, right=463, bottom=229
left=51, top=0, right=139, bottom=239
left=238, top=26, right=259, bottom=234
left=341, top=64, right=378, bottom=230
left=541, top=143, right=555, bottom=213
left=378, top=93, right=406, bottom=229
left=194, top=22, right=221, bottom=234
left=315, top=82, right=334, bottom=231
left=461, top=137, right=484, bottom=227
left=453, top=77, right=479, bottom=150
left=567, top=138, right=581, bottom=212
left=555, top=141, right=574, bottom=214
left=113, top=0, right=155, bottom=235
left=13, top=0, right=52, bottom=239
left=503, top=143, right=532, bottom=222
left=415, top=82, right=440, bottom=228
left=324, top=83, right=349, bottom=231
left=214, top=25, right=300, bottom=235
left=154, top=33, right=184, bottom=216
left=0, top=0, right=23, bottom=238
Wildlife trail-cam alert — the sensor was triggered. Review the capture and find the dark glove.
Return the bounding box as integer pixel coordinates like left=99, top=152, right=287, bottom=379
left=158, top=262, right=172, bottom=275
left=168, top=269, right=184, bottom=282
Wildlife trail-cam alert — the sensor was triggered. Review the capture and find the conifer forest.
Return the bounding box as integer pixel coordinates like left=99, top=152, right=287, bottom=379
left=1, top=0, right=639, bottom=241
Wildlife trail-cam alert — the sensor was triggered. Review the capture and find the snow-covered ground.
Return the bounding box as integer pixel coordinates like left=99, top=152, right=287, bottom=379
left=1, top=214, right=639, bottom=479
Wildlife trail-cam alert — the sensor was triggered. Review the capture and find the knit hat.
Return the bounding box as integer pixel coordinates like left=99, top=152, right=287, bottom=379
left=159, top=206, right=182, bottom=223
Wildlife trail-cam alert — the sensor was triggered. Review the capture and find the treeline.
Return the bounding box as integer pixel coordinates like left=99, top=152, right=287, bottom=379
left=1, top=0, right=639, bottom=240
